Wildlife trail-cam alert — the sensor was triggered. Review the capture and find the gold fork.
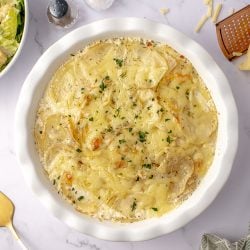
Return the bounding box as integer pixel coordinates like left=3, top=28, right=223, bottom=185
left=0, top=191, right=28, bottom=250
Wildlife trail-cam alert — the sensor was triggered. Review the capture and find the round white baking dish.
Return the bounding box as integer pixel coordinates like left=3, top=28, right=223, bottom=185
left=15, top=18, right=238, bottom=241
left=0, top=0, right=29, bottom=78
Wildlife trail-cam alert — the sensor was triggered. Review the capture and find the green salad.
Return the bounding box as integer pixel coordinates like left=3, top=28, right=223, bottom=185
left=0, top=0, right=25, bottom=72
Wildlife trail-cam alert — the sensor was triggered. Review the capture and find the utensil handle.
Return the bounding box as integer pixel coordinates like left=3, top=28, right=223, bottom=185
left=7, top=223, right=28, bottom=250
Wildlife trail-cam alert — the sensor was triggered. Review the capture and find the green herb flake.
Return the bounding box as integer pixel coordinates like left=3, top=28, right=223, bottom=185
left=176, top=86, right=180, bottom=90
left=120, top=72, right=127, bottom=78
left=185, top=89, right=190, bottom=99
left=89, top=117, right=94, bottom=121
left=113, top=58, right=123, bottom=67
left=76, top=148, right=82, bottom=153
left=165, top=118, right=170, bottom=122
left=99, top=76, right=110, bottom=92
left=149, top=175, right=154, bottom=179
left=168, top=130, right=172, bottom=134
left=136, top=176, right=140, bottom=181
left=114, top=107, right=121, bottom=118
left=128, top=128, right=133, bottom=132
left=131, top=201, right=137, bottom=211
left=151, top=207, right=158, bottom=211
left=39, top=131, right=43, bottom=134
left=142, top=163, right=152, bottom=169
left=53, top=179, right=56, bottom=185
left=138, top=131, right=148, bottom=142
left=166, top=136, right=174, bottom=144
left=119, top=139, right=126, bottom=144
left=77, top=196, right=84, bottom=201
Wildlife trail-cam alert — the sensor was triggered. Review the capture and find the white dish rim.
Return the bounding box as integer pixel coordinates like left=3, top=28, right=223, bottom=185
left=15, top=18, right=238, bottom=241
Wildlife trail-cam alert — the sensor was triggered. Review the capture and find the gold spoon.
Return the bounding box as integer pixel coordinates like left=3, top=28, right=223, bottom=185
left=0, top=191, right=28, bottom=250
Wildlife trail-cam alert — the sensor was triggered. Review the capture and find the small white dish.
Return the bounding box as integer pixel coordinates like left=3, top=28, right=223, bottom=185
left=0, top=0, right=29, bottom=78
left=15, top=18, right=238, bottom=241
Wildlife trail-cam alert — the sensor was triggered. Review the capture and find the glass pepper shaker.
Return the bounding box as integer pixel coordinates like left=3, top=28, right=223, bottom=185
left=47, top=0, right=78, bottom=28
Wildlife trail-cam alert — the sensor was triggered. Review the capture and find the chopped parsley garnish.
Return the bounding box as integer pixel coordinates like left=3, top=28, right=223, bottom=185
left=138, top=131, right=148, bottom=142
left=98, top=196, right=101, bottom=199
left=128, top=128, right=133, bottom=132
left=114, top=107, right=120, bottom=118
left=131, top=201, right=137, bottom=211
left=132, top=102, right=137, bottom=107
left=119, top=139, right=126, bottom=144
left=53, top=179, right=56, bottom=185
left=142, top=163, right=152, bottom=169
left=106, top=126, right=113, bottom=132
left=99, top=76, right=110, bottom=92
left=176, top=86, right=180, bottom=90
left=76, top=148, right=82, bottom=153
left=77, top=196, right=84, bottom=201
left=149, top=175, right=154, bottom=179
left=185, top=89, right=190, bottom=99
left=165, top=118, right=170, bottom=122
left=168, top=130, right=172, bottom=134
left=135, top=115, right=139, bottom=119
left=151, top=207, right=158, bottom=211
left=120, top=72, right=127, bottom=78
left=113, top=58, right=123, bottom=67
left=89, top=117, right=94, bottom=121
left=121, top=156, right=125, bottom=160
left=136, top=176, right=140, bottom=181
left=81, top=87, right=84, bottom=91
left=166, top=136, right=174, bottom=144
left=39, top=131, right=43, bottom=134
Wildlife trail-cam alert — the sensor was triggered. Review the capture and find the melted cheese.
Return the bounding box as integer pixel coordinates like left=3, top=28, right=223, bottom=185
left=34, top=38, right=218, bottom=222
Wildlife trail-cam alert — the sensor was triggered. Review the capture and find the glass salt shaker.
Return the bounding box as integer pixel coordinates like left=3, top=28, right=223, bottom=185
left=84, top=0, right=116, bottom=11
left=47, top=0, right=78, bottom=28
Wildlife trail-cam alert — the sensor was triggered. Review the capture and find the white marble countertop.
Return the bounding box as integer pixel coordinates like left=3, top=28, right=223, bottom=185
left=0, top=0, right=250, bottom=249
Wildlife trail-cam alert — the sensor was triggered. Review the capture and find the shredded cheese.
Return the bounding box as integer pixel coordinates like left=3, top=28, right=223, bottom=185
left=203, top=0, right=211, bottom=5
left=212, top=3, right=222, bottom=23
left=232, top=52, right=243, bottom=57
left=239, top=45, right=250, bottom=71
left=195, top=15, right=209, bottom=33
left=207, top=3, right=213, bottom=17
left=160, top=8, right=169, bottom=15
left=228, top=8, right=235, bottom=15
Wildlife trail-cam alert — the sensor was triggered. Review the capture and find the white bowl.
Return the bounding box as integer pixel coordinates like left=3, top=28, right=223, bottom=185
left=0, top=0, right=29, bottom=78
left=15, top=18, right=238, bottom=241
